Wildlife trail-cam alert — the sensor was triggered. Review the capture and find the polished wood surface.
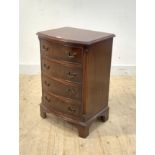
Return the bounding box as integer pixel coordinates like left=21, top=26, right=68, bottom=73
left=41, top=58, right=82, bottom=83
left=42, top=91, right=81, bottom=116
left=40, top=39, right=83, bottom=63
left=42, top=75, right=82, bottom=100
left=37, top=27, right=115, bottom=45
left=20, top=75, right=136, bottom=155
left=84, top=39, right=113, bottom=118
left=37, top=27, right=115, bottom=138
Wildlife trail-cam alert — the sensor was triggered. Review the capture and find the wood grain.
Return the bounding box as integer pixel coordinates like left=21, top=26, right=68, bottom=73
left=42, top=75, right=82, bottom=101
left=42, top=58, right=83, bottom=84
left=37, top=27, right=115, bottom=45
left=20, top=75, right=136, bottom=155
left=84, top=39, right=113, bottom=117
left=40, top=39, right=83, bottom=63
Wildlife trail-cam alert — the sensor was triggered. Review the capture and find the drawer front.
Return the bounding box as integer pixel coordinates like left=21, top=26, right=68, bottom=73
left=43, top=92, right=81, bottom=116
left=42, top=59, right=82, bottom=83
left=40, top=39, right=82, bottom=63
left=42, top=76, right=82, bottom=100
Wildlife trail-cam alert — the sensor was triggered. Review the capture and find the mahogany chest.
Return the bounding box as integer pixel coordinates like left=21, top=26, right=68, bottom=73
left=37, top=27, right=115, bottom=138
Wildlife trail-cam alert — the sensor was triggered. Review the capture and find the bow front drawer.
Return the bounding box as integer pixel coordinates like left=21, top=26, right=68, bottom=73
left=43, top=92, right=81, bottom=116
left=40, top=39, right=83, bottom=63
left=42, top=59, right=82, bottom=83
left=42, top=76, right=82, bottom=101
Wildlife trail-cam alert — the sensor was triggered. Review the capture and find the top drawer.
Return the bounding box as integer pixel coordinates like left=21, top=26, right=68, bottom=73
left=40, top=39, right=83, bottom=63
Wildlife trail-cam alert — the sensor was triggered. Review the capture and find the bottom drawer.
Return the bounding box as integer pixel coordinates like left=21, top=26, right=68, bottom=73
left=43, top=92, right=81, bottom=116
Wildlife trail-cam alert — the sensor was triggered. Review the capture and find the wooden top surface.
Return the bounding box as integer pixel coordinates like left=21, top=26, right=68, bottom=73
left=37, top=27, right=115, bottom=45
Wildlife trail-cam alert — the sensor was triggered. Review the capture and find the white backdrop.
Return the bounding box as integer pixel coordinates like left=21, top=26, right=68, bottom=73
left=19, top=0, right=135, bottom=74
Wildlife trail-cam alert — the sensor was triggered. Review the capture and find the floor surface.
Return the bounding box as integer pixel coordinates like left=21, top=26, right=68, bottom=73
left=20, top=75, right=136, bottom=155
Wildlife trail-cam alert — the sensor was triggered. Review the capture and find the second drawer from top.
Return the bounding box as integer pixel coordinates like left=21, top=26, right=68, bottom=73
left=41, top=58, right=82, bottom=83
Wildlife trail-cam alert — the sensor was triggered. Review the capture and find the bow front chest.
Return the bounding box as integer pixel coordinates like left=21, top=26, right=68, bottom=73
left=37, top=27, right=115, bottom=138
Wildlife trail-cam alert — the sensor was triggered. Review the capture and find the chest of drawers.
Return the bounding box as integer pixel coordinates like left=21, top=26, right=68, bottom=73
left=37, top=27, right=115, bottom=138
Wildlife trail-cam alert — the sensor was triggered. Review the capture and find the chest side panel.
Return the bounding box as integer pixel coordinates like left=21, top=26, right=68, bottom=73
left=85, top=39, right=113, bottom=117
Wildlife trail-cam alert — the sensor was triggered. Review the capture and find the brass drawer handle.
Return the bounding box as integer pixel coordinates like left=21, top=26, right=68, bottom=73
left=42, top=45, right=49, bottom=51
left=43, top=64, right=50, bottom=70
left=68, top=106, right=76, bottom=113
left=45, top=96, right=51, bottom=102
left=66, top=51, right=77, bottom=59
left=66, top=72, right=77, bottom=79
left=44, top=81, right=50, bottom=87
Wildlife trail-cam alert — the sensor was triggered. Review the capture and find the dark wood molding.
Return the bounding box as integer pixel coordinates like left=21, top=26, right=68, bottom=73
left=37, top=27, right=115, bottom=45
left=40, top=103, right=109, bottom=126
